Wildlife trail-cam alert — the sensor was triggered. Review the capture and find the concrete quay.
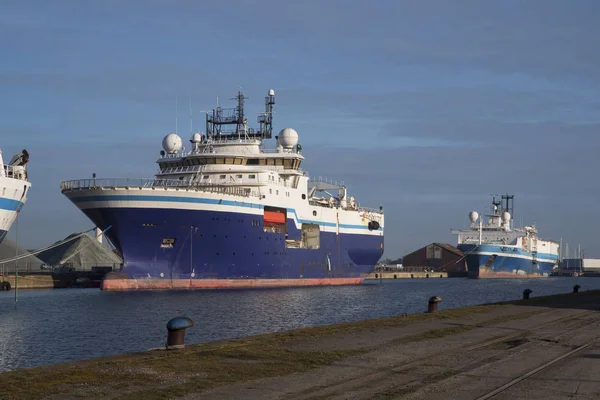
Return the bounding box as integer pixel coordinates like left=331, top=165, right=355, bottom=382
left=2, top=289, right=600, bottom=399
left=365, top=271, right=448, bottom=279
left=0, top=274, right=54, bottom=290
left=0, top=270, right=108, bottom=290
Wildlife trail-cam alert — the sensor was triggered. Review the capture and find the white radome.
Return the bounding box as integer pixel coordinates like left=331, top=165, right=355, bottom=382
left=162, top=133, right=183, bottom=154
left=501, top=211, right=511, bottom=223
left=469, top=211, right=479, bottom=223
left=191, top=133, right=202, bottom=143
left=278, top=128, right=299, bottom=148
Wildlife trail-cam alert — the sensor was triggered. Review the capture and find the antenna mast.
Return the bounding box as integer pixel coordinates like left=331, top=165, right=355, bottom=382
left=205, top=89, right=276, bottom=141
left=258, top=89, right=276, bottom=139
left=491, top=195, right=501, bottom=214
left=175, top=96, right=179, bottom=135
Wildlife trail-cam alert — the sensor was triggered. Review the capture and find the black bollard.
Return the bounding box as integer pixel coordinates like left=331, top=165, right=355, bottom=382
left=428, top=296, right=442, bottom=313
left=166, top=316, right=194, bottom=350
left=573, top=284, right=581, bottom=293
left=523, top=289, right=532, bottom=300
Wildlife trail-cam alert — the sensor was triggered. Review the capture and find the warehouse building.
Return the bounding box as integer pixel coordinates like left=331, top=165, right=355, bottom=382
left=402, top=243, right=466, bottom=274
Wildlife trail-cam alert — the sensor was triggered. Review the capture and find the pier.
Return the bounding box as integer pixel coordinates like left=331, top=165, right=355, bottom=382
left=0, top=270, right=113, bottom=290
left=366, top=271, right=448, bottom=279
left=1, top=287, right=599, bottom=399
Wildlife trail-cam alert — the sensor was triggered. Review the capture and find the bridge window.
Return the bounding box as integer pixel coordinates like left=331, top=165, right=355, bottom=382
left=249, top=174, right=256, bottom=179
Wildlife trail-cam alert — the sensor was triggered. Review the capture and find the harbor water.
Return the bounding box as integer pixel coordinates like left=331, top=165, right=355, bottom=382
left=1, top=277, right=598, bottom=372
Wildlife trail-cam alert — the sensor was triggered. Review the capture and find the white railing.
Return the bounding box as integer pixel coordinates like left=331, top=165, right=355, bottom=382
left=155, top=166, right=304, bottom=189
left=60, top=178, right=260, bottom=198
left=159, top=139, right=265, bottom=159
left=309, top=176, right=345, bottom=188
left=259, top=148, right=299, bottom=154
left=307, top=196, right=383, bottom=214
left=158, top=166, right=199, bottom=174
left=157, top=165, right=307, bottom=176
left=158, top=142, right=301, bottom=159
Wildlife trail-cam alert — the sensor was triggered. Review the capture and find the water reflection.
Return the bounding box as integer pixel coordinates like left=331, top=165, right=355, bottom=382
left=1, top=277, right=598, bottom=371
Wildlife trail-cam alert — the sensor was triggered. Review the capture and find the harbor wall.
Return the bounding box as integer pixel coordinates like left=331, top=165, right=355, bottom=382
left=0, top=270, right=110, bottom=290
left=1, top=274, right=54, bottom=289
left=366, top=271, right=448, bottom=279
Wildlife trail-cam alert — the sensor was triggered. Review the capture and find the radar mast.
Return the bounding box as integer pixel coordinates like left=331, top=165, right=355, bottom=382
left=205, top=89, right=275, bottom=141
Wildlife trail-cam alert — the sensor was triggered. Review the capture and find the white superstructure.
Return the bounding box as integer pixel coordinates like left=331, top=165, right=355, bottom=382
left=0, top=148, right=31, bottom=242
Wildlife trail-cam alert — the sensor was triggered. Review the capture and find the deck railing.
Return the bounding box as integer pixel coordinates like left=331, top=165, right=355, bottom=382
left=60, top=178, right=260, bottom=198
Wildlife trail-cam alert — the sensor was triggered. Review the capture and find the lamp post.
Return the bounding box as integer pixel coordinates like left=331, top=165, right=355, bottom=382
left=14, top=212, right=19, bottom=303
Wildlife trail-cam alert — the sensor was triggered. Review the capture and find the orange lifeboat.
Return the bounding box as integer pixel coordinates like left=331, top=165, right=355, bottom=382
left=264, top=211, right=286, bottom=224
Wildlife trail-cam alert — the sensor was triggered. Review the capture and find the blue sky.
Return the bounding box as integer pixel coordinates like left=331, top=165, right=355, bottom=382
left=1, top=0, right=598, bottom=258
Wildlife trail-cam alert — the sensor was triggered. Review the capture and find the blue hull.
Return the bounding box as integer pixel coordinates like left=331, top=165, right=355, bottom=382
left=83, top=207, right=384, bottom=280
left=458, top=244, right=557, bottom=278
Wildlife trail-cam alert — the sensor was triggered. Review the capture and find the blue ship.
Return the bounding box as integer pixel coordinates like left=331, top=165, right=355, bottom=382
left=60, top=89, right=385, bottom=290
left=452, top=195, right=559, bottom=278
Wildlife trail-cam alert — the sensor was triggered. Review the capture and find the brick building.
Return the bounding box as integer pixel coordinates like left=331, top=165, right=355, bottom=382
left=402, top=243, right=466, bottom=273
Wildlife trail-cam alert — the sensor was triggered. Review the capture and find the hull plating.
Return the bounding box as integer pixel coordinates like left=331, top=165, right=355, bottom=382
left=82, top=207, right=383, bottom=289
left=0, top=177, right=30, bottom=244
left=459, top=244, right=558, bottom=279
left=102, top=275, right=364, bottom=291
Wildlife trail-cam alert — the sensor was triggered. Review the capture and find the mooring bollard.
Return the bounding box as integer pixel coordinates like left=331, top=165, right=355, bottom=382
left=166, top=316, right=194, bottom=350
left=428, top=296, right=442, bottom=313
left=573, top=284, right=581, bottom=293
left=523, top=289, right=532, bottom=300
